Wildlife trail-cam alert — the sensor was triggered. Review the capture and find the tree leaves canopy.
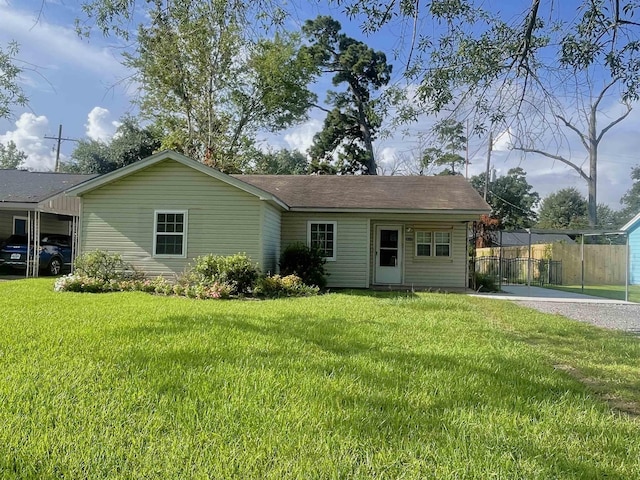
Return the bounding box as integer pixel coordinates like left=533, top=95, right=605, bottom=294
left=0, top=42, right=27, bottom=120
left=537, top=188, right=588, bottom=229
left=0, top=140, right=27, bottom=169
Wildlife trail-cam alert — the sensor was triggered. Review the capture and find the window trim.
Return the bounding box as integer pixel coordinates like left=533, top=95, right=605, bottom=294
left=414, top=229, right=452, bottom=258
left=153, top=209, right=188, bottom=258
left=414, top=230, right=432, bottom=257
left=307, top=220, right=337, bottom=262
left=13, top=216, right=27, bottom=235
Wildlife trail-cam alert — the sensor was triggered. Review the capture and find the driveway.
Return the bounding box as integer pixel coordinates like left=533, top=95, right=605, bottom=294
left=472, top=285, right=640, bottom=335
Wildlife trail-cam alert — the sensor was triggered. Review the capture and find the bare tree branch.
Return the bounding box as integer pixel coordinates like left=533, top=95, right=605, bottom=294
left=512, top=146, right=589, bottom=182
left=555, top=114, right=589, bottom=151
left=597, top=104, right=632, bottom=144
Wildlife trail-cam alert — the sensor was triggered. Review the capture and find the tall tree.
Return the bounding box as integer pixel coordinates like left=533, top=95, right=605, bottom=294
left=537, top=188, right=588, bottom=230
left=421, top=119, right=467, bottom=176
left=338, top=1, right=640, bottom=225
left=303, top=16, right=392, bottom=175
left=80, top=1, right=315, bottom=172
left=0, top=42, right=27, bottom=119
left=470, top=167, right=539, bottom=230
left=63, top=118, right=161, bottom=174
left=0, top=140, right=27, bottom=169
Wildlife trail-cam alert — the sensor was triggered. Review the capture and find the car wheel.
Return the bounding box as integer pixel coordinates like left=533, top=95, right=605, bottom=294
left=48, top=257, right=62, bottom=276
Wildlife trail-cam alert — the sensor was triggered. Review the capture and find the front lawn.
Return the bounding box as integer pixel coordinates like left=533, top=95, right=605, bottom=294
left=1, top=279, right=639, bottom=478
left=545, top=284, right=640, bottom=303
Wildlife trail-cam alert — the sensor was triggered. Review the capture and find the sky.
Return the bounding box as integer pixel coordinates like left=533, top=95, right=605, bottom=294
left=1, top=0, right=639, bottom=212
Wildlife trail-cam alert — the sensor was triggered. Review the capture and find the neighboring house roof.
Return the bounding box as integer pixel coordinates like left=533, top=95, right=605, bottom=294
left=499, top=232, right=576, bottom=246
left=66, top=150, right=490, bottom=214
left=234, top=175, right=490, bottom=213
left=622, top=212, right=640, bottom=232
left=0, top=169, right=96, bottom=204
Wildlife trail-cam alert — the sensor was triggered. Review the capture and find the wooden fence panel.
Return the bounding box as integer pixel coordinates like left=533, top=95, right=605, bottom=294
left=476, top=244, right=627, bottom=285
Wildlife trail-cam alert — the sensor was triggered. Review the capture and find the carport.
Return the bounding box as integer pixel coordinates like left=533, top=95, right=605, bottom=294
left=0, top=170, right=96, bottom=277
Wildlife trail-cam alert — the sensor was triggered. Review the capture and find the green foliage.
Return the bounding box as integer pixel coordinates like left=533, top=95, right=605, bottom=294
left=470, top=167, right=540, bottom=230
left=63, top=117, right=161, bottom=174
left=73, top=250, right=143, bottom=282
left=279, top=243, right=327, bottom=289
left=302, top=16, right=392, bottom=175
left=191, top=253, right=260, bottom=295
left=0, top=140, right=27, bottom=169
left=619, top=165, right=640, bottom=223
left=470, top=271, right=499, bottom=292
left=254, top=274, right=319, bottom=298
left=250, top=148, right=309, bottom=174
left=422, top=119, right=467, bottom=175
left=0, top=41, right=27, bottom=119
left=537, top=188, right=588, bottom=229
left=119, top=1, right=314, bottom=171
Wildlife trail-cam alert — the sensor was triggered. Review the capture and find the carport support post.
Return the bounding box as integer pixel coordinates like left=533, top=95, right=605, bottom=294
left=581, top=234, right=585, bottom=293
left=527, top=229, right=532, bottom=288
left=498, top=230, right=503, bottom=291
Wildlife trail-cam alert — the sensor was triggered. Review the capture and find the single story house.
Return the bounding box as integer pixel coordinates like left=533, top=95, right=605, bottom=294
left=66, top=151, right=490, bottom=288
left=0, top=169, right=96, bottom=275
left=622, top=213, right=640, bottom=284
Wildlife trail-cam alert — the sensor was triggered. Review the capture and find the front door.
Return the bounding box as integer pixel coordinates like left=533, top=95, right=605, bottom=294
left=375, top=225, right=402, bottom=284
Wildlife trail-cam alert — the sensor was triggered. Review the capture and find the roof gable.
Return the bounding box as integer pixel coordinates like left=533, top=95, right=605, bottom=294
left=65, top=150, right=288, bottom=209
left=622, top=212, right=640, bottom=232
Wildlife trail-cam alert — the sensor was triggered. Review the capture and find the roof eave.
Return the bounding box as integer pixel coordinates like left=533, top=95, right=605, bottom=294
left=621, top=212, right=640, bottom=231
left=287, top=207, right=490, bottom=215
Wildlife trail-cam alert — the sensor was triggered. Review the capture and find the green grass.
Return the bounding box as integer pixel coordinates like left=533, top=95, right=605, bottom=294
left=1, top=279, right=639, bottom=479
left=545, top=284, right=640, bottom=302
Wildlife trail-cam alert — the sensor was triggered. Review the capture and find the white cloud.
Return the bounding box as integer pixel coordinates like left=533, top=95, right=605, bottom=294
left=0, top=3, right=129, bottom=78
left=492, top=128, right=513, bottom=152
left=85, top=107, right=120, bottom=141
left=0, top=113, right=58, bottom=171
left=284, top=119, right=323, bottom=152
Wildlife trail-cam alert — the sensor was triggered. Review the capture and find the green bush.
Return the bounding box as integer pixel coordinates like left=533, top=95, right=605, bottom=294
left=279, top=243, right=327, bottom=289
left=254, top=274, right=319, bottom=298
left=192, top=253, right=260, bottom=294
left=470, top=272, right=499, bottom=292
left=74, top=250, right=142, bottom=282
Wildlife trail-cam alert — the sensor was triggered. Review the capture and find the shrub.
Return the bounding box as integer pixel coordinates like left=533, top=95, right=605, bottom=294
left=74, top=250, right=142, bottom=282
left=471, top=272, right=499, bottom=292
left=279, top=243, right=327, bottom=289
left=192, top=253, right=259, bottom=294
left=254, top=274, right=319, bottom=298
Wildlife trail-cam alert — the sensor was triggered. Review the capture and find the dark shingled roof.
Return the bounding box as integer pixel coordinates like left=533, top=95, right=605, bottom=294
left=0, top=169, right=97, bottom=203
left=233, top=174, right=490, bottom=211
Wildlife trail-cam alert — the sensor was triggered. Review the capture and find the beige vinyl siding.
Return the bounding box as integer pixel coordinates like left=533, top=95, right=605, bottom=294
left=368, top=214, right=471, bottom=288
left=0, top=210, right=71, bottom=239
left=80, top=159, right=263, bottom=278
left=261, top=203, right=281, bottom=274
left=281, top=212, right=369, bottom=288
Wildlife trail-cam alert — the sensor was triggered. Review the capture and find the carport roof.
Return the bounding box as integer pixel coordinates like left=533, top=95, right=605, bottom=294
left=0, top=169, right=96, bottom=204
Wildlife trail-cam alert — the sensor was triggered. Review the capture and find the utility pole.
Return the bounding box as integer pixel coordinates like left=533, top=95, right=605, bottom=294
left=44, top=124, right=79, bottom=172
left=483, top=130, right=493, bottom=201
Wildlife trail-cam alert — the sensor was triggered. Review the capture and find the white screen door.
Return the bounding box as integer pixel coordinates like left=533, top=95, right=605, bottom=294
left=375, top=225, right=402, bottom=284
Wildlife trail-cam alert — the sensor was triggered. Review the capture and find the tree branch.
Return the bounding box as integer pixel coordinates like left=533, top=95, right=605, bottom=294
left=555, top=114, right=589, bottom=151
left=593, top=76, right=621, bottom=111
left=597, top=104, right=632, bottom=144
left=512, top=146, right=589, bottom=182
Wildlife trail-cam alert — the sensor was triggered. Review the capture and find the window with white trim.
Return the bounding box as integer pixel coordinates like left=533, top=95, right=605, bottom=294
left=154, top=210, right=187, bottom=257
left=308, top=221, right=337, bottom=261
left=415, top=230, right=451, bottom=257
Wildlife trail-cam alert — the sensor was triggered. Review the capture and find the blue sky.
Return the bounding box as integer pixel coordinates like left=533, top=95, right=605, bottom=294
left=1, top=0, right=639, bottom=212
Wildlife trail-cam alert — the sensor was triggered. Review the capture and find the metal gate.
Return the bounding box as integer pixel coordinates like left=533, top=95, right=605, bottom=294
left=474, top=256, right=562, bottom=286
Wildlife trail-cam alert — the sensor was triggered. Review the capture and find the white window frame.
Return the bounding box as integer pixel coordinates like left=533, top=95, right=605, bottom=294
left=414, top=230, right=452, bottom=258
left=13, top=216, right=28, bottom=235
left=414, top=231, right=432, bottom=257
left=153, top=210, right=188, bottom=258
left=307, top=220, right=337, bottom=261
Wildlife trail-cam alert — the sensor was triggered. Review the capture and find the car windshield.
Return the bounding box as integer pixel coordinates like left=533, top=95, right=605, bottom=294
left=2, top=234, right=70, bottom=247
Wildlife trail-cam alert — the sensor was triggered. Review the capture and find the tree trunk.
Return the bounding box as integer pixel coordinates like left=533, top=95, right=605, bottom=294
left=588, top=105, right=597, bottom=227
